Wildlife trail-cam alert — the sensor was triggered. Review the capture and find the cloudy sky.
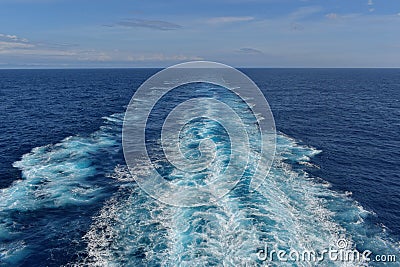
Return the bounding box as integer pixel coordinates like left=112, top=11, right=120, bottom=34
left=0, top=0, right=399, bottom=68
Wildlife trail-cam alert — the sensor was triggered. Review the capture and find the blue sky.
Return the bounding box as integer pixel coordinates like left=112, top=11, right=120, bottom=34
left=0, top=0, right=399, bottom=68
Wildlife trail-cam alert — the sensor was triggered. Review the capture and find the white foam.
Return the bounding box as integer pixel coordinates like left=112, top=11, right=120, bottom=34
left=0, top=114, right=124, bottom=265
left=71, top=133, right=399, bottom=266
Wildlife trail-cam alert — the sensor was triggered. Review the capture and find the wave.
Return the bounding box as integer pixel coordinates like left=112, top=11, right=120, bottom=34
left=0, top=114, right=124, bottom=265
left=70, top=134, right=399, bottom=266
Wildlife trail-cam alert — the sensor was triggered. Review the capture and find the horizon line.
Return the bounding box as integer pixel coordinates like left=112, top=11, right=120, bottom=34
left=1, top=66, right=400, bottom=70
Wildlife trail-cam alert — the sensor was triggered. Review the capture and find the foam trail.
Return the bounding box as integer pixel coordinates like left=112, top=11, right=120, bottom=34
left=70, top=83, right=399, bottom=267
left=71, top=137, right=399, bottom=266
left=0, top=114, right=124, bottom=265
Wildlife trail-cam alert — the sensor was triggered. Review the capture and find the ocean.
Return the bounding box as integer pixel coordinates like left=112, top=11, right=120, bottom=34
left=0, top=68, right=399, bottom=266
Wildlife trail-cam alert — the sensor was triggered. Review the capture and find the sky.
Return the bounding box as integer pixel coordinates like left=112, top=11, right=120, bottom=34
left=0, top=0, right=399, bottom=68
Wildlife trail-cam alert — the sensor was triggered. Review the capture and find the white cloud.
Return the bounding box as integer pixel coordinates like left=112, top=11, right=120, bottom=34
left=207, top=16, right=254, bottom=24
left=367, top=0, right=374, bottom=12
left=0, top=33, right=29, bottom=43
left=289, top=6, right=322, bottom=20
left=325, top=13, right=338, bottom=20
left=0, top=48, right=76, bottom=56
left=125, top=53, right=203, bottom=62
left=0, top=33, right=114, bottom=61
left=0, top=32, right=204, bottom=66
left=0, top=41, right=34, bottom=50
left=76, top=50, right=112, bottom=61
left=0, top=33, right=34, bottom=51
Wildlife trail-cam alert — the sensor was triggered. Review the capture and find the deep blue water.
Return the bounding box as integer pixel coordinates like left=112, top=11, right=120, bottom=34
left=0, top=68, right=399, bottom=266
